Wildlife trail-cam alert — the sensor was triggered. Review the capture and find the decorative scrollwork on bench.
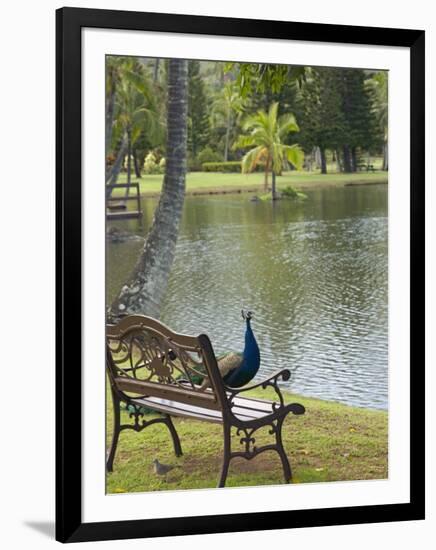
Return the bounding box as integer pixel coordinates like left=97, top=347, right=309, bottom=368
left=119, top=402, right=167, bottom=433
left=261, top=370, right=291, bottom=412
left=107, top=328, right=212, bottom=393
left=236, top=427, right=257, bottom=456
left=231, top=421, right=280, bottom=460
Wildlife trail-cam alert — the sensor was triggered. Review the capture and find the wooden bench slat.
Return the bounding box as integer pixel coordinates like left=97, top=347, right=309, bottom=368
left=116, top=377, right=221, bottom=410
left=230, top=395, right=274, bottom=413
left=131, top=397, right=224, bottom=424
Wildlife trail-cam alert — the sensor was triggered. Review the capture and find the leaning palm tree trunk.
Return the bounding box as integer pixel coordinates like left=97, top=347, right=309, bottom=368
left=106, top=136, right=127, bottom=196
left=110, top=59, right=188, bottom=320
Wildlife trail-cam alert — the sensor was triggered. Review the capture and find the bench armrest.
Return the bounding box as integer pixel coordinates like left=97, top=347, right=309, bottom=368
left=224, top=369, right=292, bottom=411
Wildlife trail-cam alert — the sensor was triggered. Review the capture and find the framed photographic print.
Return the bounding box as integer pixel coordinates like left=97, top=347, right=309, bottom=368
left=56, top=7, right=425, bottom=543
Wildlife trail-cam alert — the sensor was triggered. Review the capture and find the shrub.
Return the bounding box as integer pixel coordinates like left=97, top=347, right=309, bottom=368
left=197, top=147, right=222, bottom=165
left=202, top=161, right=242, bottom=173
left=143, top=151, right=163, bottom=174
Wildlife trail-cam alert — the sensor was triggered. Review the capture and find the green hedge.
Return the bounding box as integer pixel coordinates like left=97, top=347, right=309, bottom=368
left=202, top=161, right=242, bottom=173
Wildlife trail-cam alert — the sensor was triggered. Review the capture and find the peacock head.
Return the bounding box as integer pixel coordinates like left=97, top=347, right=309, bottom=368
left=241, top=309, right=253, bottom=322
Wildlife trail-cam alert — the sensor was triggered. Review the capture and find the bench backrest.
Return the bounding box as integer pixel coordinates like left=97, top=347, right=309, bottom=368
left=106, top=315, right=230, bottom=413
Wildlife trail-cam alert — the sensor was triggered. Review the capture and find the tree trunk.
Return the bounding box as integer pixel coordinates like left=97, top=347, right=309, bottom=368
left=314, top=147, right=321, bottom=169
left=320, top=149, right=327, bottom=174
left=271, top=170, right=277, bottom=200
left=335, top=150, right=342, bottom=172
left=224, top=110, right=231, bottom=162
left=106, top=136, right=127, bottom=196
left=382, top=141, right=388, bottom=170
left=105, top=86, right=116, bottom=156
left=110, top=58, right=188, bottom=320
left=351, top=147, right=357, bottom=172
left=342, top=145, right=352, bottom=173
left=133, top=149, right=141, bottom=178
left=124, top=129, right=132, bottom=200
left=105, top=63, right=118, bottom=157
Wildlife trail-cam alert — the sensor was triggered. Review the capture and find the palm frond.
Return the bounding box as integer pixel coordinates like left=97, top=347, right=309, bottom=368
left=233, top=134, right=256, bottom=150
left=278, top=113, right=300, bottom=137
left=241, top=146, right=267, bottom=173
left=283, top=144, right=304, bottom=170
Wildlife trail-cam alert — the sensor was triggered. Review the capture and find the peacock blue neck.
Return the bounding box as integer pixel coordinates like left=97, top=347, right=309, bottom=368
left=244, top=319, right=260, bottom=362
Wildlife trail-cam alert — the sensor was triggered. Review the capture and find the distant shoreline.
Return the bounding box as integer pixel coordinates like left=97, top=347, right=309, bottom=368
left=142, top=178, right=388, bottom=198
left=113, top=171, right=388, bottom=199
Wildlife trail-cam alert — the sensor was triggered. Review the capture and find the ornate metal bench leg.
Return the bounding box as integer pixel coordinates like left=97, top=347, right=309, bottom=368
left=275, top=418, right=292, bottom=483
left=164, top=415, right=183, bottom=457
left=218, top=424, right=231, bottom=488
left=107, top=392, right=121, bottom=472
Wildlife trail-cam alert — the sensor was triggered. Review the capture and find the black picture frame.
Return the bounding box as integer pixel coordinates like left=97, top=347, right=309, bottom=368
left=56, top=6, right=425, bottom=543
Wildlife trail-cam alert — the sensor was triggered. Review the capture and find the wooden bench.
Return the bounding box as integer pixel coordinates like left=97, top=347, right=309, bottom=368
left=106, top=315, right=305, bottom=488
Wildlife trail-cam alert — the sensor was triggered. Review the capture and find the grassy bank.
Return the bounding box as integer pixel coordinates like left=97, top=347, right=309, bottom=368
left=114, top=170, right=388, bottom=198
left=106, top=387, right=388, bottom=493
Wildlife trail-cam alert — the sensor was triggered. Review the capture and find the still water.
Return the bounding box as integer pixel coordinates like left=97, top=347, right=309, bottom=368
left=107, top=184, right=388, bottom=410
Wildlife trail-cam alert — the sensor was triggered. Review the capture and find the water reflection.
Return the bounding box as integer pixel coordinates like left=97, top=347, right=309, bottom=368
left=107, top=184, right=388, bottom=410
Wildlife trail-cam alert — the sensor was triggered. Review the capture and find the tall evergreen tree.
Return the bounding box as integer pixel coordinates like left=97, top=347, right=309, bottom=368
left=338, top=68, right=377, bottom=172
left=366, top=71, right=388, bottom=170
left=187, top=60, right=210, bottom=160
left=298, top=68, right=346, bottom=174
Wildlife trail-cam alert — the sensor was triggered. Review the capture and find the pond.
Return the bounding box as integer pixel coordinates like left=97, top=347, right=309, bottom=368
left=107, top=184, right=388, bottom=410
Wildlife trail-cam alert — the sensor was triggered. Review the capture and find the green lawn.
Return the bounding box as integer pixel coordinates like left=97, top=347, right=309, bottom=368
left=114, top=170, right=388, bottom=198
left=106, top=387, right=388, bottom=493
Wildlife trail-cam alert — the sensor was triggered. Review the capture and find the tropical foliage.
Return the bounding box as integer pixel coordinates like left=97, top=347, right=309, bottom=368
left=105, top=57, right=387, bottom=193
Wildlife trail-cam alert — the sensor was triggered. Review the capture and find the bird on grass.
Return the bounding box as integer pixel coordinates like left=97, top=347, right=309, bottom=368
left=200, top=309, right=261, bottom=389
left=152, top=458, right=176, bottom=476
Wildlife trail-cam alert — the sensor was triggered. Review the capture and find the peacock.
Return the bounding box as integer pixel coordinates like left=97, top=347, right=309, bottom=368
left=125, top=310, right=261, bottom=415
left=199, top=309, right=261, bottom=389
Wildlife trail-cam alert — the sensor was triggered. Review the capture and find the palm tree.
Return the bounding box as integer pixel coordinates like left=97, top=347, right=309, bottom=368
left=114, top=59, right=160, bottom=196
left=106, top=58, right=161, bottom=195
left=234, top=102, right=304, bottom=200
left=105, top=57, right=126, bottom=189
left=110, top=58, right=189, bottom=319
left=211, top=81, right=245, bottom=161
left=106, top=56, right=122, bottom=155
